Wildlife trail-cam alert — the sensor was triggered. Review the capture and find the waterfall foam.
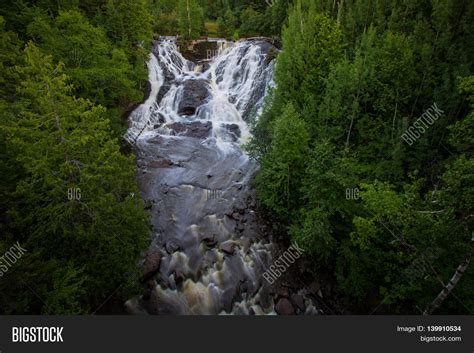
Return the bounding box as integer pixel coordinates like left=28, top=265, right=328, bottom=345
left=127, top=38, right=274, bottom=149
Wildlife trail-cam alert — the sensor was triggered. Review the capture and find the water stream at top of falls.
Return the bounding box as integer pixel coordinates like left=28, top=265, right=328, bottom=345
left=125, top=38, right=319, bottom=315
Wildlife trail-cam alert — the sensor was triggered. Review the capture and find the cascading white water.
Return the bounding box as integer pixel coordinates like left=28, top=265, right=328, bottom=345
left=126, top=38, right=318, bottom=315
left=127, top=39, right=274, bottom=148
left=127, top=41, right=190, bottom=142
left=127, top=54, right=162, bottom=142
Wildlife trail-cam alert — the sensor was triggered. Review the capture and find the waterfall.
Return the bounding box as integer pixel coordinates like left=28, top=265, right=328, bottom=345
left=127, top=39, right=274, bottom=146
left=125, top=38, right=318, bottom=315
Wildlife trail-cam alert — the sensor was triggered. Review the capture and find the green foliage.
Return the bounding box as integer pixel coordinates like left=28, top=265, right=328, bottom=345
left=250, top=0, right=474, bottom=313
left=27, top=10, right=142, bottom=111
left=104, top=0, right=153, bottom=47
left=178, top=0, right=205, bottom=39
left=274, top=1, right=343, bottom=133
left=1, top=1, right=153, bottom=138
left=245, top=89, right=276, bottom=160
left=148, top=0, right=179, bottom=35
left=256, top=103, right=309, bottom=219
left=200, top=0, right=290, bottom=37
left=239, top=6, right=264, bottom=37
left=217, top=9, right=237, bottom=38
left=0, top=1, right=150, bottom=314
left=268, top=0, right=291, bottom=36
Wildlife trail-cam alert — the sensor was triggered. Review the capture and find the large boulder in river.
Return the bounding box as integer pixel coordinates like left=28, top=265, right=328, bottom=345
left=143, top=250, right=162, bottom=280
left=291, top=294, right=306, bottom=312
left=178, top=79, right=210, bottom=116
left=221, top=123, right=241, bottom=142
left=166, top=121, right=213, bottom=139
left=275, top=298, right=295, bottom=315
left=219, top=241, right=236, bottom=255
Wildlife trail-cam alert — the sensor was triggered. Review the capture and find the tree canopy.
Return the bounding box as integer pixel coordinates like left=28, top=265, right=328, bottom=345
left=248, top=0, right=474, bottom=314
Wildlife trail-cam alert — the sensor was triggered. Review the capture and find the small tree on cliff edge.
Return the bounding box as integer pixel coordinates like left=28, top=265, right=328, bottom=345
left=178, top=0, right=204, bottom=39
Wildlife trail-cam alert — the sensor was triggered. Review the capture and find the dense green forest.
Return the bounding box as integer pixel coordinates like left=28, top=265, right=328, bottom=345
left=0, top=0, right=154, bottom=314
left=152, top=0, right=290, bottom=38
left=1, top=0, right=472, bottom=315
left=248, top=0, right=473, bottom=314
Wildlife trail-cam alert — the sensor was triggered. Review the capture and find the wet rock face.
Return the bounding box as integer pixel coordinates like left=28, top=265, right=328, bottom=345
left=153, top=113, right=166, bottom=129
left=178, top=40, right=220, bottom=63
left=146, top=288, right=188, bottom=315
left=214, top=40, right=278, bottom=123
left=202, top=234, right=217, bottom=248
left=150, top=48, right=176, bottom=105
left=178, top=79, right=210, bottom=116
left=148, top=158, right=173, bottom=168
left=221, top=123, right=241, bottom=142
left=255, top=40, right=275, bottom=55
left=166, top=121, right=213, bottom=139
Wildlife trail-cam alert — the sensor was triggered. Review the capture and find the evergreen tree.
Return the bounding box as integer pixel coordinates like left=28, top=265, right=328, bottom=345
left=0, top=42, right=149, bottom=313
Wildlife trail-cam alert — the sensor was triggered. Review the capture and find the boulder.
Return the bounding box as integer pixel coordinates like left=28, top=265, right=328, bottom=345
left=278, top=286, right=290, bottom=298
left=201, top=62, right=211, bottom=72
left=143, top=250, right=162, bottom=280
left=291, top=294, right=305, bottom=312
left=177, top=79, right=210, bottom=116
left=178, top=40, right=221, bottom=63
left=153, top=113, right=166, bottom=129
left=174, top=269, right=185, bottom=285
left=146, top=289, right=187, bottom=315
left=221, top=123, right=241, bottom=142
left=231, top=212, right=241, bottom=220
left=220, top=241, right=236, bottom=255
left=166, top=121, right=213, bottom=139
left=275, top=298, right=295, bottom=315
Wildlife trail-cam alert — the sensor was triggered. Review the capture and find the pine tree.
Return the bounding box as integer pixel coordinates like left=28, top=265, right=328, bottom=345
left=1, top=42, right=149, bottom=313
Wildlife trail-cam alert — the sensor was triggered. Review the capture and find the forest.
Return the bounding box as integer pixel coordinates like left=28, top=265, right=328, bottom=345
left=0, top=0, right=472, bottom=315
